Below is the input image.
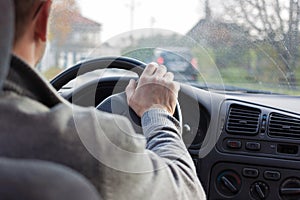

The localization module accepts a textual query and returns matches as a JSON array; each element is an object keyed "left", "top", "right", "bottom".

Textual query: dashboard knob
[
  {"left": 250, "top": 181, "right": 269, "bottom": 200},
  {"left": 216, "top": 170, "right": 241, "bottom": 197},
  {"left": 280, "top": 178, "right": 300, "bottom": 200},
  {"left": 183, "top": 124, "right": 191, "bottom": 134}
]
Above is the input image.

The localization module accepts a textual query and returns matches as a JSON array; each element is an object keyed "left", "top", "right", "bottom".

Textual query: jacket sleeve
[
  {"left": 80, "top": 108, "right": 206, "bottom": 200},
  {"left": 142, "top": 109, "right": 206, "bottom": 200}
]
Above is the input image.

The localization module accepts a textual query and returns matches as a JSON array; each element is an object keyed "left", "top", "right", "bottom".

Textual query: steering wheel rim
[
  {"left": 51, "top": 56, "right": 182, "bottom": 134},
  {"left": 50, "top": 57, "right": 146, "bottom": 91}
]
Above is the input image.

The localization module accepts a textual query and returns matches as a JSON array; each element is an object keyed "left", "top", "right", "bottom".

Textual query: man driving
[{"left": 0, "top": 0, "right": 206, "bottom": 199}]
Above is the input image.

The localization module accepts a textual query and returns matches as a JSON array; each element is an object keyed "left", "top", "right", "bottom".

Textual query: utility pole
[
  {"left": 126, "top": 0, "right": 140, "bottom": 45},
  {"left": 129, "top": 0, "right": 135, "bottom": 32},
  {"left": 150, "top": 17, "right": 156, "bottom": 37}
]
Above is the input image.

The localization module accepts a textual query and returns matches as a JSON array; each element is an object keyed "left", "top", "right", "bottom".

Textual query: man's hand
[{"left": 125, "top": 63, "right": 180, "bottom": 117}]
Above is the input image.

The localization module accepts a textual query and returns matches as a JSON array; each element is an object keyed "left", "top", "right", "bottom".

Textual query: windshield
[{"left": 41, "top": 0, "right": 300, "bottom": 96}]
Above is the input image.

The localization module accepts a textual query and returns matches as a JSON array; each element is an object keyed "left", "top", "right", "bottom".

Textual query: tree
[
  {"left": 49, "top": 0, "right": 80, "bottom": 41},
  {"left": 49, "top": 0, "right": 81, "bottom": 66},
  {"left": 223, "top": 0, "right": 299, "bottom": 88}
]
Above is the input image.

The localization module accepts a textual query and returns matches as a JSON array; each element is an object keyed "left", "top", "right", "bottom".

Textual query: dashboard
[
  {"left": 59, "top": 72, "right": 300, "bottom": 200},
  {"left": 182, "top": 85, "right": 300, "bottom": 200}
]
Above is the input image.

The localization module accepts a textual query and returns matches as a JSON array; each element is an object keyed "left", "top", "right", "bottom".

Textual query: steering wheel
[{"left": 50, "top": 56, "right": 182, "bottom": 134}]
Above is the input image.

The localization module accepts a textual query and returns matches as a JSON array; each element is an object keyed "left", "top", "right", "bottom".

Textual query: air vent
[
  {"left": 269, "top": 113, "right": 300, "bottom": 139},
  {"left": 226, "top": 104, "right": 261, "bottom": 135}
]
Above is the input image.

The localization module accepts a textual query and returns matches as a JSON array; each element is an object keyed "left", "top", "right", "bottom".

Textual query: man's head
[{"left": 13, "top": 0, "right": 52, "bottom": 67}]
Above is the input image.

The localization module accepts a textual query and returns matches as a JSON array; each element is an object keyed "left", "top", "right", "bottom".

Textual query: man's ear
[{"left": 35, "top": 0, "right": 51, "bottom": 42}]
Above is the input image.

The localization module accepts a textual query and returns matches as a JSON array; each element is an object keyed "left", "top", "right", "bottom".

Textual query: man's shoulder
[
  {"left": 0, "top": 91, "right": 50, "bottom": 114},
  {"left": 0, "top": 90, "right": 145, "bottom": 152},
  {"left": 0, "top": 90, "right": 130, "bottom": 124}
]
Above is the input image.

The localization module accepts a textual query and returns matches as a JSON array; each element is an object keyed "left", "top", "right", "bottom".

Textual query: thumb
[{"left": 125, "top": 79, "right": 137, "bottom": 103}]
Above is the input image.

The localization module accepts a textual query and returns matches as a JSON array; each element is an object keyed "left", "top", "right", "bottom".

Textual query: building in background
[
  {"left": 41, "top": 12, "right": 102, "bottom": 71},
  {"left": 53, "top": 12, "right": 102, "bottom": 68}
]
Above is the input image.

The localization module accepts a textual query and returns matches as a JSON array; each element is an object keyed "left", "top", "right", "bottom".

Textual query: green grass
[{"left": 196, "top": 66, "right": 300, "bottom": 95}]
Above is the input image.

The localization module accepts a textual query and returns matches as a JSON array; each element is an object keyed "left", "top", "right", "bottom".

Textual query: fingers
[
  {"left": 163, "top": 72, "right": 174, "bottom": 81},
  {"left": 141, "top": 63, "right": 168, "bottom": 77},
  {"left": 141, "top": 63, "right": 158, "bottom": 77},
  {"left": 126, "top": 64, "right": 179, "bottom": 116},
  {"left": 139, "top": 62, "right": 177, "bottom": 91},
  {"left": 154, "top": 64, "right": 167, "bottom": 78},
  {"left": 125, "top": 79, "right": 137, "bottom": 104}
]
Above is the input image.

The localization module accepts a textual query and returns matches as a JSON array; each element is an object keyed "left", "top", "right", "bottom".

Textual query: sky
[{"left": 78, "top": 0, "right": 204, "bottom": 42}]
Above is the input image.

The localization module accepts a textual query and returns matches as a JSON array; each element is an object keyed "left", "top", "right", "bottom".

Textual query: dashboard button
[
  {"left": 264, "top": 170, "right": 281, "bottom": 181},
  {"left": 227, "top": 140, "right": 242, "bottom": 149},
  {"left": 246, "top": 142, "right": 261, "bottom": 151},
  {"left": 243, "top": 168, "right": 259, "bottom": 178}
]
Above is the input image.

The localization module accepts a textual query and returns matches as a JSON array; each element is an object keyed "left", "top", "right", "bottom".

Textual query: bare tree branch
[
  {"left": 240, "top": 0, "right": 264, "bottom": 33},
  {"left": 260, "top": 0, "right": 275, "bottom": 33},
  {"left": 222, "top": 0, "right": 300, "bottom": 87},
  {"left": 275, "top": 0, "right": 284, "bottom": 33},
  {"left": 255, "top": 0, "right": 270, "bottom": 32}
]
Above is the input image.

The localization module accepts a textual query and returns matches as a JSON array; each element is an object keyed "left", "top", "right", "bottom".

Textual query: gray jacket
[{"left": 0, "top": 55, "right": 206, "bottom": 200}]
